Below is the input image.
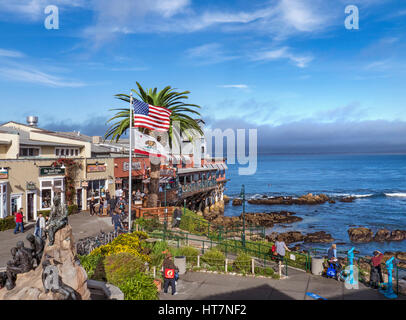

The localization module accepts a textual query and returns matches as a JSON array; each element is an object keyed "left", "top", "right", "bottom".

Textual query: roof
[
  {"left": 19, "top": 139, "right": 79, "bottom": 148},
  {"left": 177, "top": 167, "right": 217, "bottom": 175}
]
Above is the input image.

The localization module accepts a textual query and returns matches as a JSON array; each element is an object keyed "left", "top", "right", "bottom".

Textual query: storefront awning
[{"left": 142, "top": 176, "right": 174, "bottom": 184}]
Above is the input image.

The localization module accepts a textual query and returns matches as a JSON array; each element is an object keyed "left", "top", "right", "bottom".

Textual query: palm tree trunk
[{"left": 147, "top": 157, "right": 160, "bottom": 207}]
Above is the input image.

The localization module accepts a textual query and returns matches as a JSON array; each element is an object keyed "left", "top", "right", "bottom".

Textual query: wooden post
[
  {"left": 252, "top": 258, "right": 255, "bottom": 275},
  {"left": 153, "top": 266, "right": 156, "bottom": 278},
  {"left": 225, "top": 258, "right": 228, "bottom": 273},
  {"left": 278, "top": 261, "right": 282, "bottom": 278},
  {"left": 197, "top": 255, "right": 200, "bottom": 267}
]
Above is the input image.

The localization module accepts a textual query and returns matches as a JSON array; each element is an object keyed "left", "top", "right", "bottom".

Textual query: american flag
[{"left": 132, "top": 98, "right": 172, "bottom": 132}]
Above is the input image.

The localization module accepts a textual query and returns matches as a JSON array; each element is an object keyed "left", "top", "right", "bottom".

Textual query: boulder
[
  {"left": 248, "top": 193, "right": 330, "bottom": 205},
  {"left": 232, "top": 198, "right": 243, "bottom": 206},
  {"left": 0, "top": 225, "right": 90, "bottom": 300},
  {"left": 348, "top": 227, "right": 373, "bottom": 243},
  {"left": 266, "top": 231, "right": 304, "bottom": 244},
  {"left": 303, "top": 231, "right": 334, "bottom": 243},
  {"left": 389, "top": 230, "right": 406, "bottom": 241},
  {"left": 223, "top": 195, "right": 230, "bottom": 204},
  {"left": 373, "top": 229, "right": 391, "bottom": 242},
  {"left": 329, "top": 200, "right": 336, "bottom": 204}
]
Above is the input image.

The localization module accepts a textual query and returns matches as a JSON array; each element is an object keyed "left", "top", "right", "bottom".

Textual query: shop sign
[
  {"left": 87, "top": 164, "right": 106, "bottom": 173},
  {"left": 123, "top": 162, "right": 142, "bottom": 171},
  {"left": 81, "top": 181, "right": 89, "bottom": 187},
  {"left": 26, "top": 181, "right": 37, "bottom": 190},
  {"left": 0, "top": 169, "right": 8, "bottom": 179},
  {"left": 40, "top": 166, "right": 65, "bottom": 176}
]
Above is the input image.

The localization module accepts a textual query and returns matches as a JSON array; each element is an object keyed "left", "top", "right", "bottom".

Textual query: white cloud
[
  {"left": 185, "top": 43, "right": 239, "bottom": 65},
  {"left": 252, "top": 47, "right": 313, "bottom": 68},
  {"left": 0, "top": 66, "right": 86, "bottom": 87},
  {"left": 218, "top": 84, "right": 249, "bottom": 89},
  {"left": 0, "top": 48, "right": 24, "bottom": 58}
]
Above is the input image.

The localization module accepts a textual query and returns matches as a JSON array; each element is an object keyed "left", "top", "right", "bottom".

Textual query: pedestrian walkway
[
  {"left": 159, "top": 270, "right": 406, "bottom": 300},
  {"left": 0, "top": 211, "right": 114, "bottom": 268}
]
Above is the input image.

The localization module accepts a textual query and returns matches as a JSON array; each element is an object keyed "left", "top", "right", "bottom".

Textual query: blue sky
[{"left": 0, "top": 0, "right": 406, "bottom": 152}]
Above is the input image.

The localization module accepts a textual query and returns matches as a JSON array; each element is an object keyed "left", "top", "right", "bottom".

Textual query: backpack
[{"left": 326, "top": 264, "right": 337, "bottom": 278}]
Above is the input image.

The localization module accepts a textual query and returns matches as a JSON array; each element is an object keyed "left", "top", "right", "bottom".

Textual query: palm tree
[{"left": 105, "top": 82, "right": 203, "bottom": 207}]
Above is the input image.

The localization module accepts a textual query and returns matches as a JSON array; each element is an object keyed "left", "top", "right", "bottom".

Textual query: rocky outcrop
[
  {"left": 303, "top": 231, "right": 334, "bottom": 243},
  {"left": 348, "top": 227, "right": 374, "bottom": 243},
  {"left": 266, "top": 231, "right": 304, "bottom": 244},
  {"left": 339, "top": 196, "right": 355, "bottom": 203},
  {"left": 232, "top": 198, "right": 243, "bottom": 206},
  {"left": 0, "top": 225, "right": 91, "bottom": 300},
  {"left": 248, "top": 193, "right": 330, "bottom": 205},
  {"left": 266, "top": 230, "right": 334, "bottom": 244},
  {"left": 223, "top": 195, "right": 230, "bottom": 204},
  {"left": 349, "top": 228, "right": 406, "bottom": 243}
]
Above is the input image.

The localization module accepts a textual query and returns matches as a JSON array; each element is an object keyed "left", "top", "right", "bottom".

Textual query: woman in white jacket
[{"left": 34, "top": 213, "right": 46, "bottom": 238}]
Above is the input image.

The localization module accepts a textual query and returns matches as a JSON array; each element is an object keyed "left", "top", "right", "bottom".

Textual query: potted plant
[{"left": 153, "top": 278, "right": 162, "bottom": 292}]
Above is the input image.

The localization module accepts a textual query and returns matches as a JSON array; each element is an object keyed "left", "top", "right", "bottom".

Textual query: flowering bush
[{"left": 89, "top": 231, "right": 151, "bottom": 262}]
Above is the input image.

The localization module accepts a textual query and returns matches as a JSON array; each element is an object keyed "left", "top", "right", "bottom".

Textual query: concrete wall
[{"left": 0, "top": 133, "right": 19, "bottom": 160}]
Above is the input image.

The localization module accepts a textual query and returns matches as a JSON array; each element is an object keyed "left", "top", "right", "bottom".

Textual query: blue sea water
[{"left": 224, "top": 154, "right": 406, "bottom": 256}]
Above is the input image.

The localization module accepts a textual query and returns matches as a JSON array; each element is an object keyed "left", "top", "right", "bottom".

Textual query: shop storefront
[
  {"left": 114, "top": 157, "right": 148, "bottom": 194},
  {"left": 0, "top": 180, "right": 7, "bottom": 219},
  {"left": 38, "top": 166, "right": 66, "bottom": 211}
]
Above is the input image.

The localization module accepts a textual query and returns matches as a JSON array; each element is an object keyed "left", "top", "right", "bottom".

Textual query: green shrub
[
  {"left": 233, "top": 253, "right": 252, "bottom": 274},
  {"left": 254, "top": 266, "right": 275, "bottom": 277},
  {"left": 177, "top": 246, "right": 199, "bottom": 265},
  {"left": 78, "top": 254, "right": 104, "bottom": 279},
  {"left": 147, "top": 240, "right": 169, "bottom": 267},
  {"left": 68, "top": 204, "right": 79, "bottom": 215},
  {"left": 37, "top": 210, "right": 51, "bottom": 217},
  {"left": 201, "top": 248, "right": 225, "bottom": 270},
  {"left": 118, "top": 271, "right": 158, "bottom": 300},
  {"left": 136, "top": 217, "right": 162, "bottom": 232},
  {"left": 0, "top": 216, "right": 15, "bottom": 231},
  {"left": 104, "top": 253, "right": 147, "bottom": 285},
  {"left": 179, "top": 209, "right": 209, "bottom": 235}
]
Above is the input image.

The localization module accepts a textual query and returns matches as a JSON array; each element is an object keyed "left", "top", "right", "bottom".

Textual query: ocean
[{"left": 224, "top": 154, "right": 406, "bottom": 256}]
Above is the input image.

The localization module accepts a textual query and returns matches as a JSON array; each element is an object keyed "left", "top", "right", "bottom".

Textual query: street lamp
[{"left": 239, "top": 184, "right": 246, "bottom": 247}]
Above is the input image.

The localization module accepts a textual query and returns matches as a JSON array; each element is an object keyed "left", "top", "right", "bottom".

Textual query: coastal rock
[
  {"left": 0, "top": 225, "right": 90, "bottom": 300},
  {"left": 248, "top": 193, "right": 330, "bottom": 205},
  {"left": 303, "top": 231, "right": 334, "bottom": 243},
  {"left": 244, "top": 211, "right": 302, "bottom": 227},
  {"left": 265, "top": 231, "right": 304, "bottom": 244},
  {"left": 373, "top": 229, "right": 391, "bottom": 242},
  {"left": 339, "top": 196, "right": 355, "bottom": 203},
  {"left": 223, "top": 195, "right": 230, "bottom": 204},
  {"left": 389, "top": 230, "right": 406, "bottom": 241},
  {"left": 348, "top": 227, "right": 373, "bottom": 243},
  {"left": 396, "top": 252, "right": 406, "bottom": 261},
  {"left": 232, "top": 198, "right": 242, "bottom": 206},
  {"left": 329, "top": 200, "right": 336, "bottom": 204}
]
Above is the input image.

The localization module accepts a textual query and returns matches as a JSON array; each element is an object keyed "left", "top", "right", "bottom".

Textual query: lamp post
[
  {"left": 164, "top": 183, "right": 171, "bottom": 239},
  {"left": 240, "top": 184, "right": 246, "bottom": 247}
]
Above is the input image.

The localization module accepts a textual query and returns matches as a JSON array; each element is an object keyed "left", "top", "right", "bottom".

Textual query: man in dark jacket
[
  {"left": 111, "top": 212, "right": 123, "bottom": 233},
  {"left": 109, "top": 196, "right": 117, "bottom": 216},
  {"left": 171, "top": 207, "right": 182, "bottom": 228},
  {"left": 162, "top": 252, "right": 178, "bottom": 295}
]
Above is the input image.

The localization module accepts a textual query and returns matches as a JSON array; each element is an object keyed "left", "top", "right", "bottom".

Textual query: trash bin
[
  {"left": 311, "top": 256, "right": 324, "bottom": 276},
  {"left": 174, "top": 256, "right": 186, "bottom": 275}
]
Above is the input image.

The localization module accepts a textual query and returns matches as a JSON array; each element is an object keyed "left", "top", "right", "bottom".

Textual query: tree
[{"left": 105, "top": 82, "right": 203, "bottom": 207}]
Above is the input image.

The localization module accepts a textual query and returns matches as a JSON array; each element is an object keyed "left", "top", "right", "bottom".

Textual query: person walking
[
  {"left": 13, "top": 208, "right": 24, "bottom": 234},
  {"left": 34, "top": 213, "right": 46, "bottom": 238},
  {"left": 98, "top": 197, "right": 104, "bottom": 216},
  {"left": 275, "top": 236, "right": 290, "bottom": 277},
  {"left": 162, "top": 252, "right": 179, "bottom": 295},
  {"left": 370, "top": 250, "right": 384, "bottom": 288},
  {"left": 327, "top": 244, "right": 342, "bottom": 279},
  {"left": 102, "top": 197, "right": 108, "bottom": 216},
  {"left": 89, "top": 197, "right": 96, "bottom": 216},
  {"left": 111, "top": 212, "right": 123, "bottom": 233},
  {"left": 109, "top": 196, "right": 116, "bottom": 216}
]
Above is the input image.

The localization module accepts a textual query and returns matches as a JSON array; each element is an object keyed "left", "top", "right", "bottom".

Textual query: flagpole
[{"left": 128, "top": 92, "right": 133, "bottom": 233}]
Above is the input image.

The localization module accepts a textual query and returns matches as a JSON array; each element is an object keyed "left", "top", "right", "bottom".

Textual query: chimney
[
  {"left": 92, "top": 136, "right": 102, "bottom": 144},
  {"left": 26, "top": 116, "right": 38, "bottom": 127}
]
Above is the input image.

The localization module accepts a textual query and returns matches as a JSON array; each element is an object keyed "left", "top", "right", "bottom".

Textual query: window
[
  {"left": 0, "top": 183, "right": 7, "bottom": 218},
  {"left": 41, "top": 190, "right": 52, "bottom": 209},
  {"left": 40, "top": 179, "right": 65, "bottom": 210},
  {"left": 87, "top": 180, "right": 106, "bottom": 201},
  {"left": 19, "top": 147, "right": 40, "bottom": 157},
  {"left": 55, "top": 148, "right": 79, "bottom": 157}
]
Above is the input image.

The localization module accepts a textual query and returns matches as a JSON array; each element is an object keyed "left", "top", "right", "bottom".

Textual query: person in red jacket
[{"left": 13, "top": 208, "right": 24, "bottom": 234}]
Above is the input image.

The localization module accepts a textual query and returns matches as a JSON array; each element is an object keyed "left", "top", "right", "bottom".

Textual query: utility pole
[{"left": 240, "top": 184, "right": 246, "bottom": 247}]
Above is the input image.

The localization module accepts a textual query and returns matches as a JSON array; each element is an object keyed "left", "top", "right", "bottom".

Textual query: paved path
[
  {"left": 160, "top": 270, "right": 406, "bottom": 300},
  {"left": 0, "top": 211, "right": 114, "bottom": 268}
]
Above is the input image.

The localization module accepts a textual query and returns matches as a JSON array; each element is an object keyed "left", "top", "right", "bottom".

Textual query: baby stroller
[{"left": 326, "top": 261, "right": 343, "bottom": 281}]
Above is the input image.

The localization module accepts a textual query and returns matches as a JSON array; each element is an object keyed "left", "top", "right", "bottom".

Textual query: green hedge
[
  {"left": 179, "top": 209, "right": 209, "bottom": 235},
  {"left": 68, "top": 204, "right": 79, "bottom": 215},
  {"left": 0, "top": 216, "right": 15, "bottom": 231}
]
